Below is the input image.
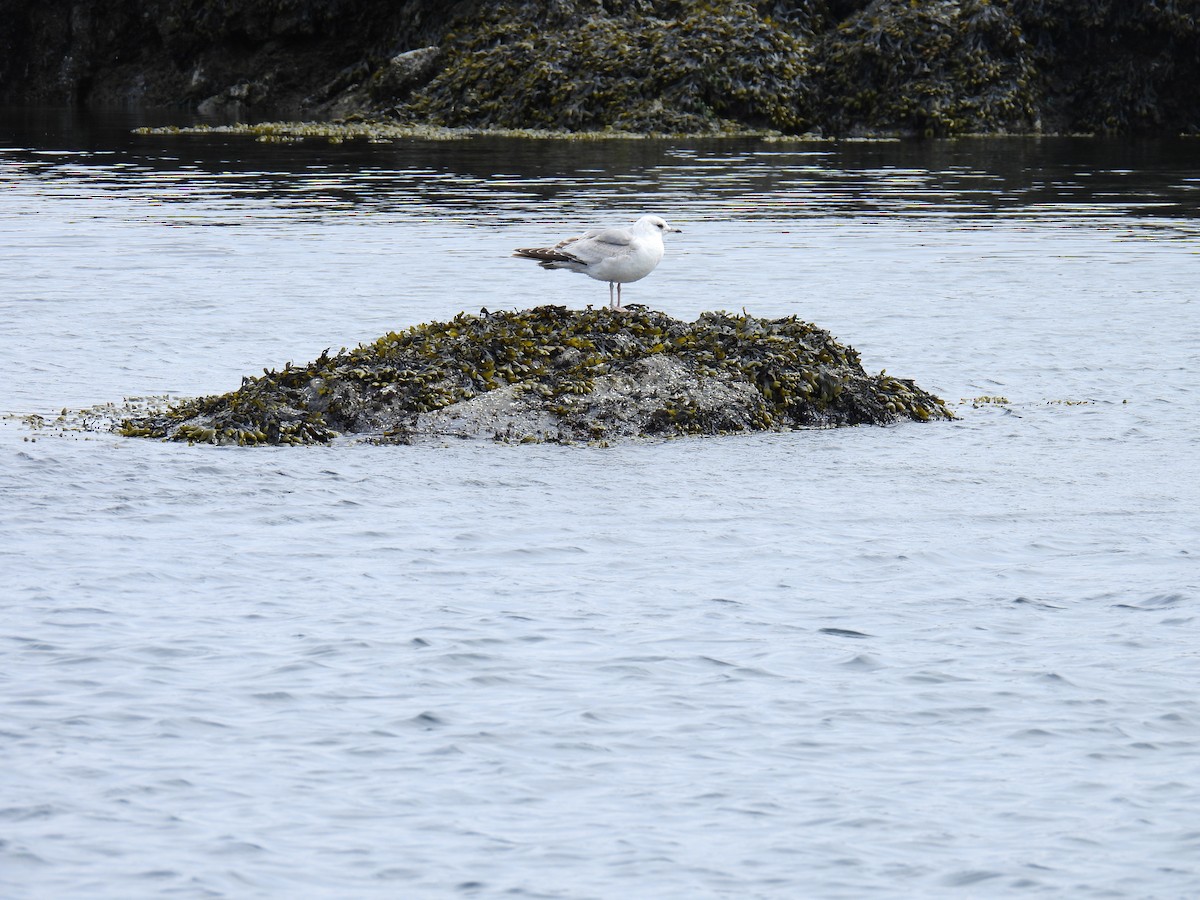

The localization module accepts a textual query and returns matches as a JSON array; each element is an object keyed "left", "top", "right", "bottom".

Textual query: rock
[
  {"left": 197, "top": 79, "right": 271, "bottom": 115},
  {"left": 301, "top": 50, "right": 441, "bottom": 119},
  {"left": 810, "top": 0, "right": 1039, "bottom": 137},
  {"left": 370, "top": 46, "right": 441, "bottom": 102},
  {"left": 118, "top": 306, "right": 953, "bottom": 447},
  {"left": 399, "top": 4, "right": 809, "bottom": 133},
  {"left": 411, "top": 382, "right": 565, "bottom": 443},
  {"left": 2, "top": 0, "right": 1198, "bottom": 134},
  {"left": 303, "top": 59, "right": 372, "bottom": 108}
]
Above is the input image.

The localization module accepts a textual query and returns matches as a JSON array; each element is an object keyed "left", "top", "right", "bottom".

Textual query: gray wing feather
[
  {"left": 515, "top": 223, "right": 634, "bottom": 271},
  {"left": 550, "top": 227, "right": 633, "bottom": 267},
  {"left": 557, "top": 227, "right": 632, "bottom": 250},
  {"left": 584, "top": 227, "right": 634, "bottom": 247}
]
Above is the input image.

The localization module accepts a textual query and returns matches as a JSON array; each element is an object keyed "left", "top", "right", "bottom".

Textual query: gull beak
[{"left": 670, "top": 226, "right": 682, "bottom": 233}]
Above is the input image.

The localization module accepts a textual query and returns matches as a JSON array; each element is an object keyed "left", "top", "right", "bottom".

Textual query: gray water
[{"left": 2, "top": 108, "right": 1199, "bottom": 898}]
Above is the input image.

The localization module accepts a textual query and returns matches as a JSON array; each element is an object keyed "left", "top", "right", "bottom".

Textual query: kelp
[{"left": 118, "top": 305, "right": 952, "bottom": 446}]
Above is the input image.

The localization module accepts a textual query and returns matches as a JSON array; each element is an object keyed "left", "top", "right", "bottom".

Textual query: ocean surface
[{"left": 2, "top": 108, "right": 1199, "bottom": 898}]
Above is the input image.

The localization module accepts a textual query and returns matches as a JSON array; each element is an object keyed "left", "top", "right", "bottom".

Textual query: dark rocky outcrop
[
  {"left": 0, "top": 0, "right": 475, "bottom": 118},
  {"left": 811, "top": 0, "right": 1041, "bottom": 136},
  {"left": 118, "top": 306, "right": 952, "bottom": 446},
  {"left": 4, "top": 0, "right": 1193, "bottom": 135},
  {"left": 401, "top": 1, "right": 811, "bottom": 134}
]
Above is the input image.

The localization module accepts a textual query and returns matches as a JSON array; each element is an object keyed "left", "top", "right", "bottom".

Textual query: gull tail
[{"left": 513, "top": 247, "right": 587, "bottom": 269}]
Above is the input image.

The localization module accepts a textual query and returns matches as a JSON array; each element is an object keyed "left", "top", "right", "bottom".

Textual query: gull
[{"left": 513, "top": 215, "right": 682, "bottom": 310}]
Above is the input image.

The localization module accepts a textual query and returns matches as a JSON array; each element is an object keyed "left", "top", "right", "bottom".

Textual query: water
[{"left": 2, "top": 107, "right": 1199, "bottom": 898}]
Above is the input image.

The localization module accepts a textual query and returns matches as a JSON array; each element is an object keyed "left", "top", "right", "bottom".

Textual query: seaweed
[
  {"left": 811, "top": 0, "right": 1040, "bottom": 137},
  {"left": 118, "top": 305, "right": 952, "bottom": 446},
  {"left": 399, "top": 0, "right": 814, "bottom": 134},
  {"left": 7, "top": 0, "right": 1199, "bottom": 135}
]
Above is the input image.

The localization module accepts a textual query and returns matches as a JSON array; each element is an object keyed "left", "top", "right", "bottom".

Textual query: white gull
[{"left": 513, "top": 215, "right": 682, "bottom": 309}]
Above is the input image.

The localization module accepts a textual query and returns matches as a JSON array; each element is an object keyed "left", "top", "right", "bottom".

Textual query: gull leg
[
  {"left": 616, "top": 283, "right": 623, "bottom": 310},
  {"left": 608, "top": 282, "right": 615, "bottom": 309}
]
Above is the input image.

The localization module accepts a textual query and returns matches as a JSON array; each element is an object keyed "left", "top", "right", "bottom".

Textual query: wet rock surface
[{"left": 118, "top": 306, "right": 952, "bottom": 446}]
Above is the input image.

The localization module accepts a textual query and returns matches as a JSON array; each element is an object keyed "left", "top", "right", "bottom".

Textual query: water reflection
[{"left": 3, "top": 107, "right": 1199, "bottom": 229}]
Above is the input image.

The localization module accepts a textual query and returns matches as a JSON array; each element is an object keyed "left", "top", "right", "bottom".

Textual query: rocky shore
[
  {"left": 2, "top": 0, "right": 1197, "bottom": 136},
  {"left": 117, "top": 306, "right": 952, "bottom": 446}
]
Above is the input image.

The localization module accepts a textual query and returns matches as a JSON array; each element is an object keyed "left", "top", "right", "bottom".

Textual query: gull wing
[
  {"left": 555, "top": 226, "right": 634, "bottom": 265},
  {"left": 558, "top": 226, "right": 632, "bottom": 248},
  {"left": 512, "top": 246, "right": 585, "bottom": 265},
  {"left": 589, "top": 226, "right": 634, "bottom": 246}
]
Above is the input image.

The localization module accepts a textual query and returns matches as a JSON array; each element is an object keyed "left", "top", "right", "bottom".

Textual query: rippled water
[{"left": 2, "top": 108, "right": 1199, "bottom": 898}]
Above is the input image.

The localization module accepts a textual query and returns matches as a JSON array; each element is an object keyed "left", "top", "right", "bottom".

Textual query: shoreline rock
[
  {"left": 118, "top": 306, "right": 953, "bottom": 446},
  {"left": 2, "top": 0, "right": 1196, "bottom": 137}
]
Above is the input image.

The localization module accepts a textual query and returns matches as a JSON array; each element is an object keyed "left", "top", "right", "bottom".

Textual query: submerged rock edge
[{"left": 117, "top": 306, "right": 953, "bottom": 447}]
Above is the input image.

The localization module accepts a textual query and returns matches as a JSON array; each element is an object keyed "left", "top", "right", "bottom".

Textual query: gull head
[{"left": 636, "top": 215, "right": 682, "bottom": 236}]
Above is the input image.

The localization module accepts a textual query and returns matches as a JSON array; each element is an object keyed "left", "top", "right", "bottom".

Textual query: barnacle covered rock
[{"left": 118, "top": 306, "right": 952, "bottom": 446}]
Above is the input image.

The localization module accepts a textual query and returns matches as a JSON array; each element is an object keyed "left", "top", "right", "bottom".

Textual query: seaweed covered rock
[
  {"left": 118, "top": 306, "right": 951, "bottom": 446},
  {"left": 812, "top": 0, "right": 1039, "bottom": 136},
  {"left": 1021, "top": 0, "right": 1200, "bottom": 134},
  {"left": 5, "top": 0, "right": 1199, "bottom": 135},
  {"left": 399, "top": 0, "right": 812, "bottom": 133}
]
